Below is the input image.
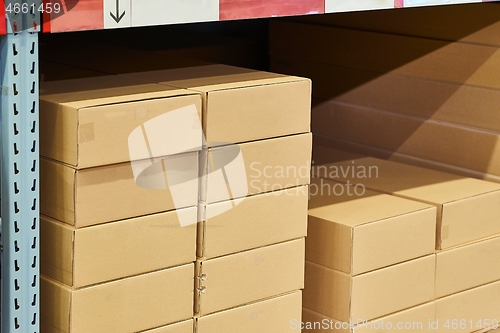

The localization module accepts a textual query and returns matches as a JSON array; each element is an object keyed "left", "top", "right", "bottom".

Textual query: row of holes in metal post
[{"left": 10, "top": 38, "right": 38, "bottom": 330}]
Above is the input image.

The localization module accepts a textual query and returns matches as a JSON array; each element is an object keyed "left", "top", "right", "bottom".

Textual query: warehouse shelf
[
  {"left": 0, "top": 0, "right": 497, "bottom": 331},
  {"left": 0, "top": 0, "right": 492, "bottom": 33}
]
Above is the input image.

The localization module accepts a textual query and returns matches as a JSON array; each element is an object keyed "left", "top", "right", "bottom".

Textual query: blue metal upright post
[{"left": 0, "top": 0, "right": 40, "bottom": 331}]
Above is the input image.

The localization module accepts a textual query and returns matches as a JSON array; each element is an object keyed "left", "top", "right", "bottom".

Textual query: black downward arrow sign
[{"left": 110, "top": 0, "right": 126, "bottom": 23}]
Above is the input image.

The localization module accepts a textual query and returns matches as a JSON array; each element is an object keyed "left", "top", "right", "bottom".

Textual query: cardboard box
[
  {"left": 40, "top": 156, "right": 198, "bottom": 227},
  {"left": 269, "top": 20, "right": 500, "bottom": 89},
  {"left": 40, "top": 264, "right": 194, "bottom": 333},
  {"left": 204, "top": 132, "right": 312, "bottom": 202},
  {"left": 40, "top": 209, "right": 197, "bottom": 288},
  {"left": 271, "top": 57, "right": 500, "bottom": 133},
  {"left": 303, "top": 255, "right": 435, "bottom": 323},
  {"left": 302, "top": 302, "right": 436, "bottom": 333},
  {"left": 196, "top": 291, "right": 302, "bottom": 333},
  {"left": 123, "top": 64, "right": 311, "bottom": 145},
  {"left": 307, "top": 177, "right": 436, "bottom": 275},
  {"left": 312, "top": 135, "right": 500, "bottom": 184},
  {"left": 436, "top": 235, "right": 500, "bottom": 298},
  {"left": 291, "top": 3, "right": 500, "bottom": 46},
  {"left": 40, "top": 75, "right": 202, "bottom": 169},
  {"left": 311, "top": 101, "right": 500, "bottom": 177},
  {"left": 435, "top": 280, "right": 500, "bottom": 333},
  {"left": 145, "top": 320, "right": 193, "bottom": 333},
  {"left": 195, "top": 238, "right": 305, "bottom": 316},
  {"left": 199, "top": 185, "right": 308, "bottom": 259},
  {"left": 313, "top": 146, "right": 500, "bottom": 249}
]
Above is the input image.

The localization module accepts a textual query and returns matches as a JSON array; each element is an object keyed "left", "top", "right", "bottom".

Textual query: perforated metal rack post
[{"left": 0, "top": 0, "right": 40, "bottom": 331}]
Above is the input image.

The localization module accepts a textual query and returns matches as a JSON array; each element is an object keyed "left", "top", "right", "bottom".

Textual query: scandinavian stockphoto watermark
[
  {"left": 248, "top": 160, "right": 379, "bottom": 197},
  {"left": 127, "top": 104, "right": 248, "bottom": 227},
  {"left": 127, "top": 105, "right": 380, "bottom": 226}
]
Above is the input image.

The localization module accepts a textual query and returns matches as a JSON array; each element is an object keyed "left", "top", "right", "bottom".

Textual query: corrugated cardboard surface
[
  {"left": 195, "top": 238, "right": 305, "bottom": 316},
  {"left": 272, "top": 57, "right": 500, "bottom": 133},
  {"left": 123, "top": 64, "right": 311, "bottom": 145},
  {"left": 144, "top": 320, "right": 194, "bottom": 333},
  {"left": 302, "top": 308, "right": 350, "bottom": 333},
  {"left": 308, "top": 178, "right": 436, "bottom": 275},
  {"left": 303, "top": 255, "right": 436, "bottom": 322},
  {"left": 200, "top": 186, "right": 308, "bottom": 259},
  {"left": 313, "top": 146, "right": 500, "bottom": 250},
  {"left": 302, "top": 302, "right": 436, "bottom": 333},
  {"left": 436, "top": 235, "right": 500, "bottom": 298},
  {"left": 435, "top": 280, "right": 500, "bottom": 333},
  {"left": 270, "top": 20, "right": 500, "bottom": 89},
  {"left": 40, "top": 75, "right": 202, "bottom": 168},
  {"left": 207, "top": 133, "right": 312, "bottom": 201},
  {"left": 311, "top": 102, "right": 500, "bottom": 177},
  {"left": 40, "top": 208, "right": 197, "bottom": 287},
  {"left": 313, "top": 135, "right": 500, "bottom": 184},
  {"left": 40, "top": 155, "right": 198, "bottom": 227},
  {"left": 196, "top": 291, "right": 302, "bottom": 333},
  {"left": 40, "top": 264, "right": 194, "bottom": 333}
]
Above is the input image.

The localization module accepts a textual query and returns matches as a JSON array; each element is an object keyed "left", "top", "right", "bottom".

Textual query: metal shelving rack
[
  {"left": 0, "top": 0, "right": 492, "bottom": 331},
  {"left": 1, "top": 1, "right": 41, "bottom": 331}
]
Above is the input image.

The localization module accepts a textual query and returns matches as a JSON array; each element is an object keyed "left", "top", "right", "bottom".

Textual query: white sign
[{"left": 104, "top": 0, "right": 131, "bottom": 29}]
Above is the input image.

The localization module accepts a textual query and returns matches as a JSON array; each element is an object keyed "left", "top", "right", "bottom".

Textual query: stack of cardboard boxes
[
  {"left": 39, "top": 76, "right": 202, "bottom": 332},
  {"left": 121, "top": 64, "right": 313, "bottom": 332},
  {"left": 303, "top": 146, "right": 500, "bottom": 332},
  {"left": 269, "top": 3, "right": 500, "bottom": 183},
  {"left": 304, "top": 177, "right": 437, "bottom": 331},
  {"left": 39, "top": 65, "right": 313, "bottom": 332}
]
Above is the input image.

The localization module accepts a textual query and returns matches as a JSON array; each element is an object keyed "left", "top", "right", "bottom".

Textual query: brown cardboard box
[
  {"left": 40, "top": 156, "right": 198, "bottom": 227},
  {"left": 269, "top": 20, "right": 500, "bottom": 89},
  {"left": 303, "top": 255, "right": 435, "bottom": 323},
  {"left": 307, "top": 177, "right": 436, "bottom": 275},
  {"left": 123, "top": 64, "right": 311, "bottom": 145},
  {"left": 204, "top": 133, "right": 312, "bottom": 203},
  {"left": 271, "top": 58, "right": 500, "bottom": 133},
  {"left": 145, "top": 320, "right": 193, "bottom": 333},
  {"left": 312, "top": 135, "right": 500, "bottom": 184},
  {"left": 199, "top": 186, "right": 308, "bottom": 259},
  {"left": 195, "top": 238, "right": 305, "bottom": 316},
  {"left": 40, "top": 209, "right": 197, "bottom": 288},
  {"left": 289, "top": 3, "right": 500, "bottom": 47},
  {"left": 40, "top": 264, "right": 194, "bottom": 333},
  {"left": 313, "top": 146, "right": 500, "bottom": 250},
  {"left": 196, "top": 291, "right": 302, "bottom": 333},
  {"left": 436, "top": 235, "right": 500, "bottom": 298},
  {"left": 302, "top": 302, "right": 436, "bottom": 333},
  {"left": 311, "top": 102, "right": 500, "bottom": 177},
  {"left": 435, "top": 280, "right": 500, "bottom": 333},
  {"left": 40, "top": 76, "right": 202, "bottom": 169}
]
